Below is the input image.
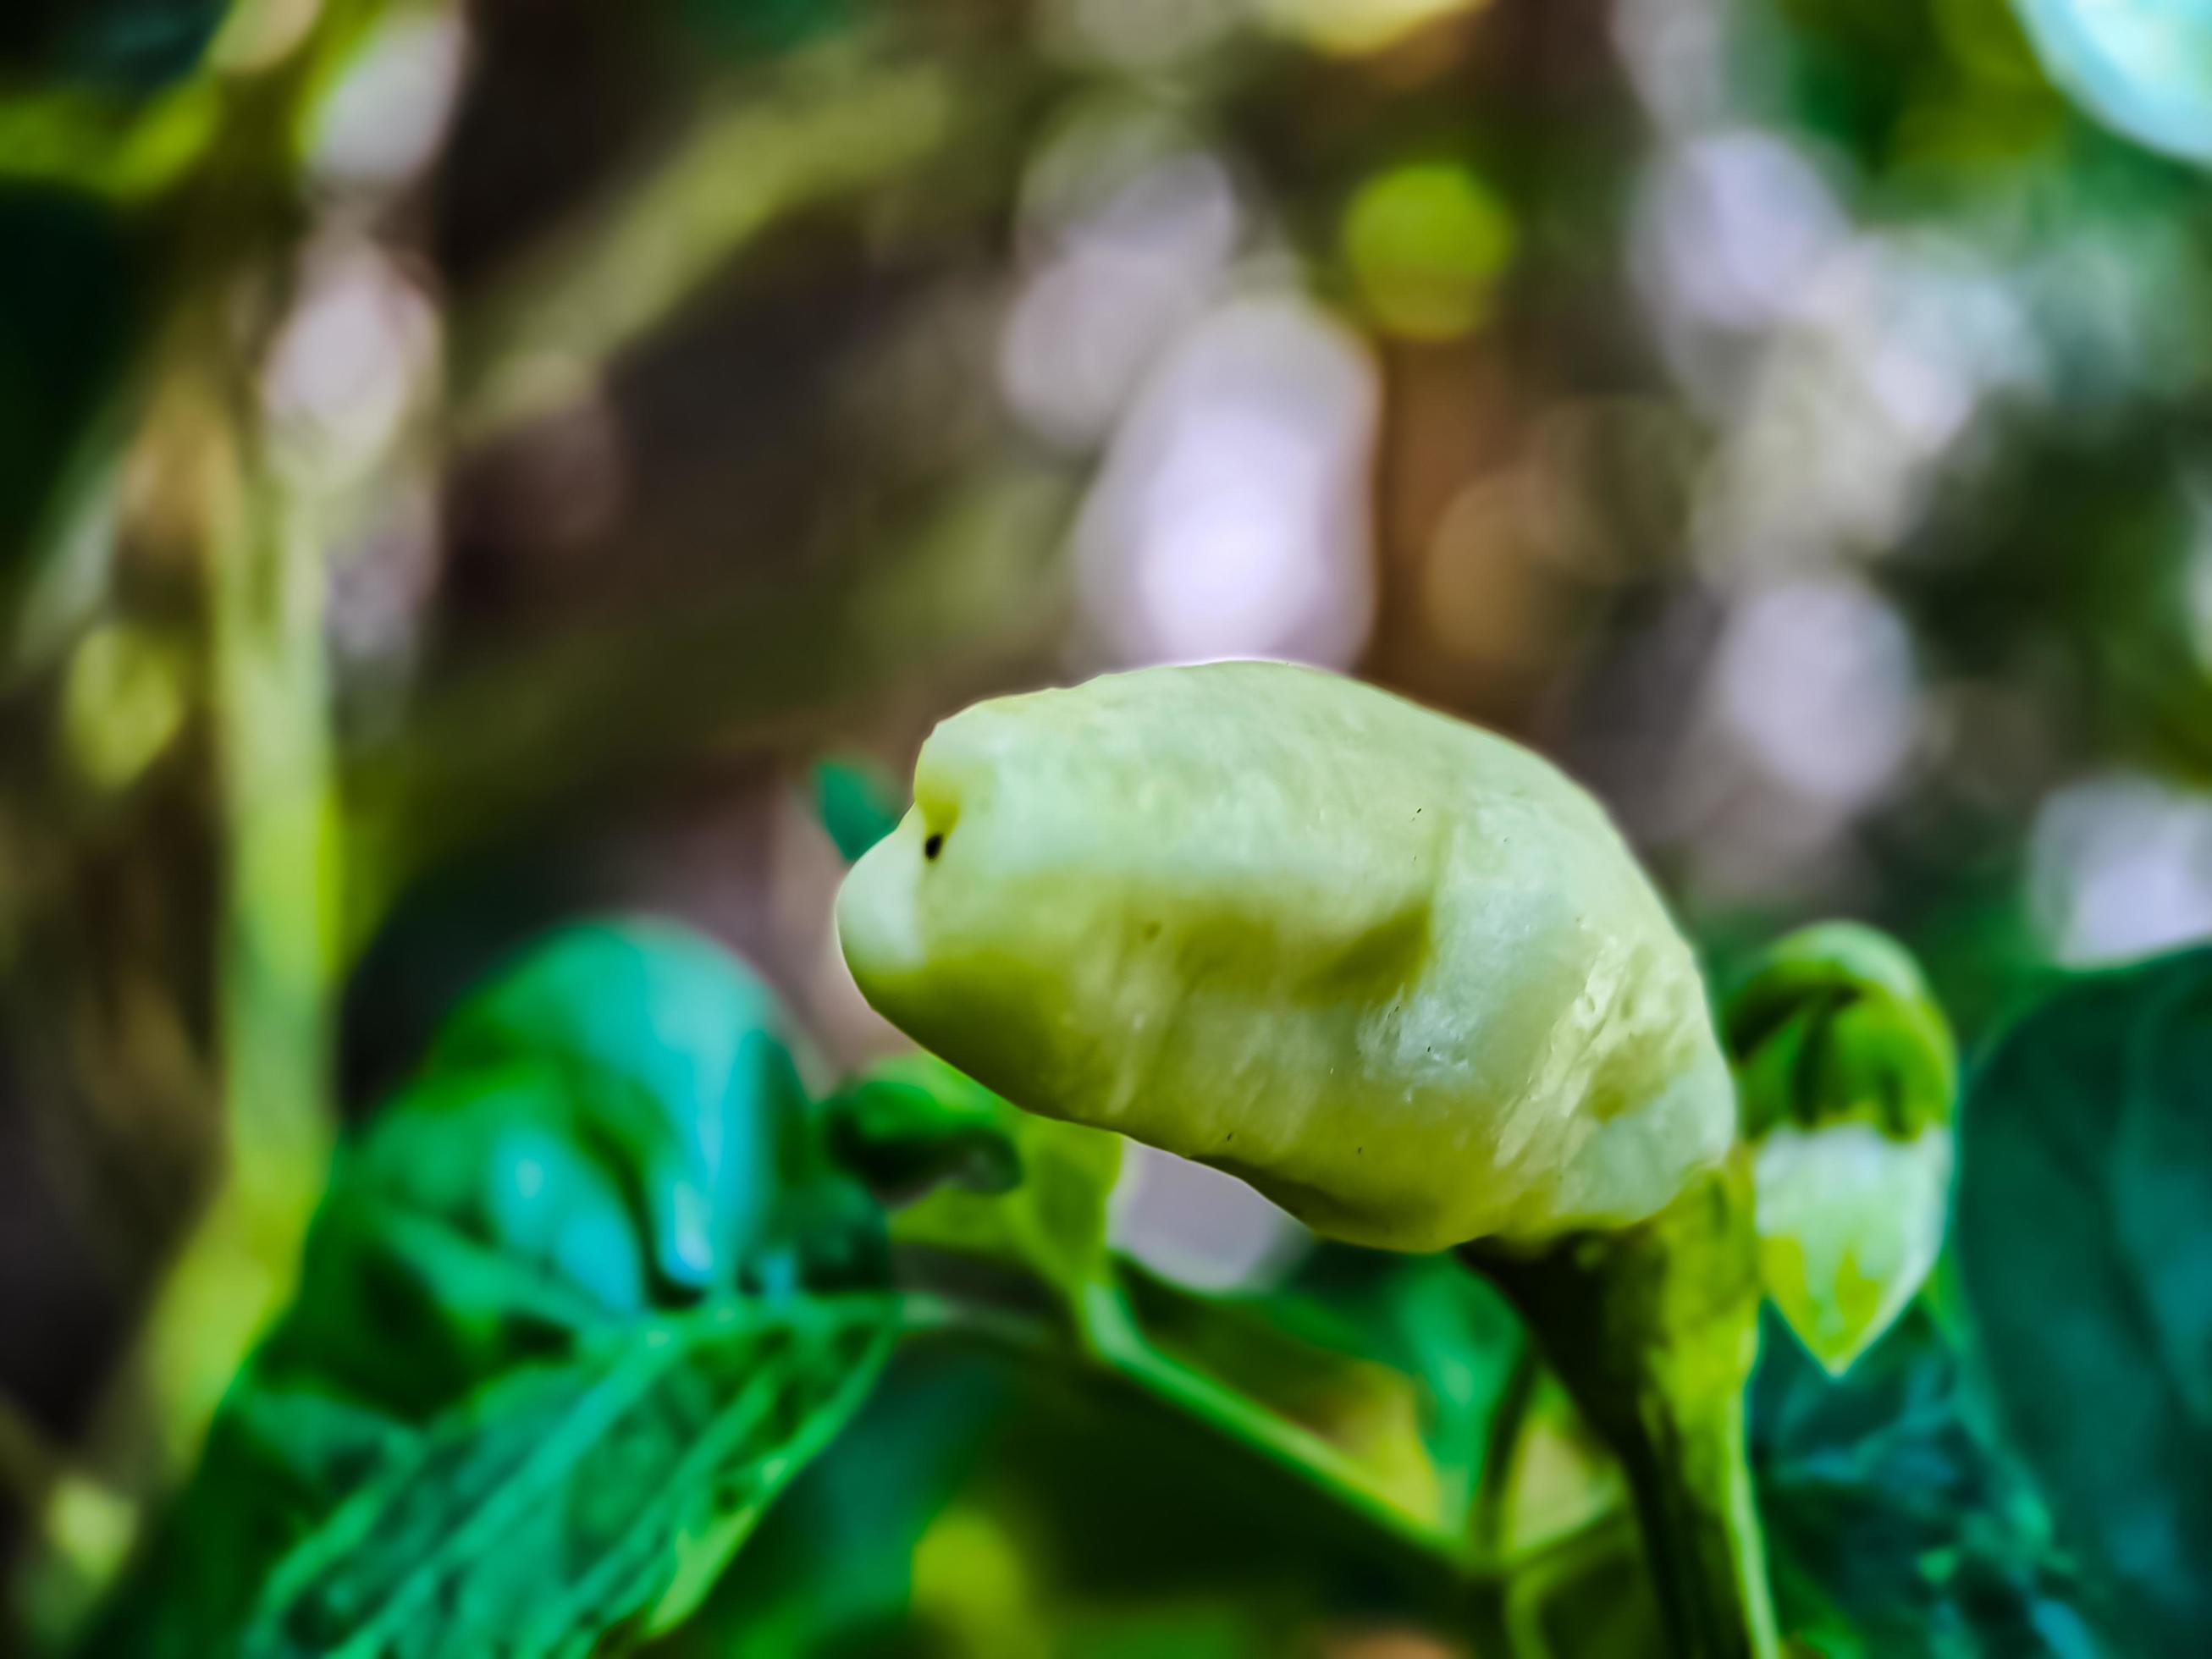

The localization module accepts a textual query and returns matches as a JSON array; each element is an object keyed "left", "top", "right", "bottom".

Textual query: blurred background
[{"left": 1, "top": 0, "right": 2207, "bottom": 1650}]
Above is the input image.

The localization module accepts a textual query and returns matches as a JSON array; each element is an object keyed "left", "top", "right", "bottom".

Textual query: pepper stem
[{"left": 1466, "top": 1156, "right": 1779, "bottom": 1659}]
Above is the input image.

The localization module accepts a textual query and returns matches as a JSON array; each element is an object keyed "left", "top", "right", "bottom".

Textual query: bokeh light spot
[
  {"left": 1073, "top": 294, "right": 1380, "bottom": 669},
  {"left": 1260, "top": 0, "right": 1487, "bottom": 58},
  {"left": 1343, "top": 162, "right": 1514, "bottom": 342},
  {"left": 63, "top": 621, "right": 189, "bottom": 792}
]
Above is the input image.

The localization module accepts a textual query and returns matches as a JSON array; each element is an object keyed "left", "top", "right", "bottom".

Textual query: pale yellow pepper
[{"left": 837, "top": 660, "right": 1734, "bottom": 1251}]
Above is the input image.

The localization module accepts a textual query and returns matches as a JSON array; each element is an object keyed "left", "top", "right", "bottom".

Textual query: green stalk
[
  {"left": 1468, "top": 1158, "right": 1779, "bottom": 1659},
  {"left": 135, "top": 349, "right": 339, "bottom": 1473},
  {"left": 895, "top": 1284, "right": 1476, "bottom": 1568},
  {"left": 122, "top": 2, "right": 390, "bottom": 1469},
  {"left": 1470, "top": 1337, "right": 1539, "bottom": 1564}
]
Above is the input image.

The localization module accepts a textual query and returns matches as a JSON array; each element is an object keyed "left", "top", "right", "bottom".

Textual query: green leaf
[
  {"left": 868, "top": 1062, "right": 1492, "bottom": 1563},
  {"left": 1244, "top": 1245, "right": 1527, "bottom": 1527},
  {"left": 273, "top": 920, "right": 885, "bottom": 1409},
  {"left": 887, "top": 1057, "right": 1123, "bottom": 1304},
  {"left": 74, "top": 1385, "right": 416, "bottom": 1658},
  {"left": 341, "top": 1062, "right": 656, "bottom": 1319},
  {"left": 1724, "top": 923, "right": 1959, "bottom": 1375},
  {"left": 1750, "top": 1309, "right": 2100, "bottom": 1658},
  {"left": 825, "top": 1051, "right": 1022, "bottom": 1202},
  {"left": 422, "top": 918, "right": 839, "bottom": 1294},
  {"left": 86, "top": 921, "right": 893, "bottom": 1653},
  {"left": 255, "top": 1181, "right": 621, "bottom": 1421},
  {"left": 1955, "top": 947, "right": 2212, "bottom": 1652},
  {"left": 809, "top": 755, "right": 905, "bottom": 863},
  {"left": 1, "top": 0, "right": 227, "bottom": 90},
  {"left": 1724, "top": 922, "right": 1957, "bottom": 1142},
  {"left": 1501, "top": 1524, "right": 1657, "bottom": 1659},
  {"left": 854, "top": 1059, "right": 1501, "bottom": 1568},
  {"left": 649, "top": 1351, "right": 1010, "bottom": 1657},
  {"left": 1116, "top": 1262, "right": 1470, "bottom": 1533},
  {"left": 240, "top": 1298, "right": 896, "bottom": 1659},
  {"left": 2114, "top": 970, "right": 2212, "bottom": 1425}
]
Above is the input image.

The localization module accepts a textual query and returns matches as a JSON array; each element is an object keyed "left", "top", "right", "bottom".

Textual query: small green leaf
[
  {"left": 1725, "top": 923, "right": 1959, "bottom": 1373},
  {"left": 1724, "top": 923, "right": 1957, "bottom": 1142},
  {"left": 1753, "top": 1122, "right": 1952, "bottom": 1375},
  {"left": 889, "top": 1061, "right": 1123, "bottom": 1304},
  {"left": 240, "top": 1298, "right": 896, "bottom": 1659},
  {"left": 1094, "top": 1248, "right": 1526, "bottom": 1553},
  {"left": 855, "top": 1061, "right": 1495, "bottom": 1559},
  {"left": 810, "top": 755, "right": 905, "bottom": 863},
  {"left": 824, "top": 1052, "right": 1023, "bottom": 1201},
  {"left": 1955, "top": 947, "right": 2212, "bottom": 1652}
]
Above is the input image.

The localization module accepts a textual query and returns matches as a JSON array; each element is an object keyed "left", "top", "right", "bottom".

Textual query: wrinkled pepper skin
[{"left": 837, "top": 661, "right": 1733, "bottom": 1251}]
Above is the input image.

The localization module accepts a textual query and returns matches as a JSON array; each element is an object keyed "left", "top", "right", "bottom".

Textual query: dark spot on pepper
[{"left": 924, "top": 833, "right": 945, "bottom": 860}]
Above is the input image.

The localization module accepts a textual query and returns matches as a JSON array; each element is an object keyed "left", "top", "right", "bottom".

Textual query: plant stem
[
  {"left": 896, "top": 1281, "right": 1476, "bottom": 1566},
  {"left": 1467, "top": 1159, "right": 1779, "bottom": 1659},
  {"left": 1470, "top": 1336, "right": 1539, "bottom": 1564},
  {"left": 1076, "top": 1282, "right": 1476, "bottom": 1564},
  {"left": 120, "top": 3, "right": 391, "bottom": 1476},
  {"left": 900, "top": 1272, "right": 1707, "bottom": 1653}
]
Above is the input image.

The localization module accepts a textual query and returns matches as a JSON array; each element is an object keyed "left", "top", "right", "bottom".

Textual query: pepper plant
[{"left": 79, "top": 664, "right": 2186, "bottom": 1657}]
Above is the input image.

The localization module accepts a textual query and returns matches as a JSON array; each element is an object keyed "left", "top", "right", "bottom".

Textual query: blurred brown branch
[
  {"left": 340, "top": 464, "right": 1074, "bottom": 958},
  {"left": 446, "top": 37, "right": 989, "bottom": 448}
]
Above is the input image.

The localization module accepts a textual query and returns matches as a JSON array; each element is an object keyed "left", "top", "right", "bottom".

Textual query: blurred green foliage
[
  {"left": 0, "top": 191, "right": 135, "bottom": 576},
  {"left": 0, "top": 0, "right": 224, "bottom": 91},
  {"left": 880, "top": 1057, "right": 1123, "bottom": 1307},
  {"left": 1751, "top": 1309, "right": 2097, "bottom": 1658},
  {"left": 1957, "top": 945, "right": 2212, "bottom": 1655},
  {"left": 237, "top": 1298, "right": 895, "bottom": 1658},
  {"left": 76, "top": 917, "right": 2147, "bottom": 1656},
  {"left": 81, "top": 922, "right": 894, "bottom": 1657},
  {"left": 825, "top": 1052, "right": 1025, "bottom": 1202},
  {"left": 415, "top": 920, "right": 880, "bottom": 1296}
]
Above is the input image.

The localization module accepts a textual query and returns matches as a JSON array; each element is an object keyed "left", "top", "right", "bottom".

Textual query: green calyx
[{"left": 1722, "top": 922, "right": 1958, "bottom": 1144}]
